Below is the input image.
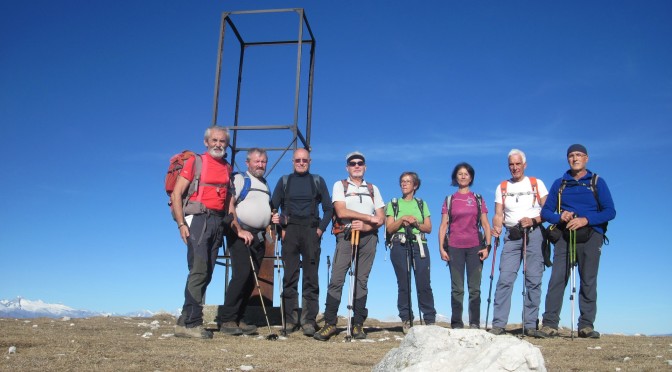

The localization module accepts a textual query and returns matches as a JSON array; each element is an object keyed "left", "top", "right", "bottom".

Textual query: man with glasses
[
  {"left": 271, "top": 148, "right": 333, "bottom": 336},
  {"left": 314, "top": 151, "right": 385, "bottom": 341},
  {"left": 539, "top": 144, "right": 616, "bottom": 339}
]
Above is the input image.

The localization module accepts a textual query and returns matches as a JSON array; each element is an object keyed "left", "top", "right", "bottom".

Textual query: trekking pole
[
  {"left": 272, "top": 209, "right": 287, "bottom": 337},
  {"left": 521, "top": 227, "right": 529, "bottom": 338},
  {"left": 404, "top": 227, "right": 414, "bottom": 328},
  {"left": 326, "top": 255, "right": 331, "bottom": 287},
  {"left": 569, "top": 229, "right": 577, "bottom": 340},
  {"left": 345, "top": 230, "right": 360, "bottom": 342},
  {"left": 247, "top": 246, "right": 278, "bottom": 340},
  {"left": 412, "top": 248, "right": 424, "bottom": 326},
  {"left": 485, "top": 237, "right": 499, "bottom": 331}
]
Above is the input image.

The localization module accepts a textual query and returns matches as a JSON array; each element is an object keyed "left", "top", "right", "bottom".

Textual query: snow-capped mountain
[{"left": 0, "top": 297, "right": 174, "bottom": 319}]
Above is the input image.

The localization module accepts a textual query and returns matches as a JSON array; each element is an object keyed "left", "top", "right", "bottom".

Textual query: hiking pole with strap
[
  {"left": 411, "top": 247, "right": 424, "bottom": 326},
  {"left": 485, "top": 237, "right": 499, "bottom": 331},
  {"left": 404, "top": 226, "right": 414, "bottom": 328},
  {"left": 247, "top": 245, "right": 278, "bottom": 341},
  {"left": 272, "top": 209, "right": 287, "bottom": 337},
  {"left": 521, "top": 227, "right": 529, "bottom": 338},
  {"left": 569, "top": 229, "right": 577, "bottom": 340},
  {"left": 345, "top": 230, "right": 360, "bottom": 342}
]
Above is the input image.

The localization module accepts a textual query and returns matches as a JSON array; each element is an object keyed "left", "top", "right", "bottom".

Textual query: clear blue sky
[{"left": 2, "top": 0, "right": 670, "bottom": 335}]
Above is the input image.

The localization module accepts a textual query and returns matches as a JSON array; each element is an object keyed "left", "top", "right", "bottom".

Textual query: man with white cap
[{"left": 314, "top": 151, "right": 385, "bottom": 341}]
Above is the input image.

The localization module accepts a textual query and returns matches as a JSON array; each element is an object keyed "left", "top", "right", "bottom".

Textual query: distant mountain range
[{"left": 0, "top": 297, "right": 174, "bottom": 319}]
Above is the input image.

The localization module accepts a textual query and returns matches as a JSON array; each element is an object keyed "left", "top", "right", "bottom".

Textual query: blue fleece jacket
[{"left": 540, "top": 169, "right": 616, "bottom": 235}]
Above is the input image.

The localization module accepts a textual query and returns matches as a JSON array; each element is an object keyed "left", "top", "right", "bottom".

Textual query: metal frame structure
[
  {"left": 211, "top": 9, "right": 316, "bottom": 313},
  {"left": 211, "top": 8, "right": 316, "bottom": 176}
]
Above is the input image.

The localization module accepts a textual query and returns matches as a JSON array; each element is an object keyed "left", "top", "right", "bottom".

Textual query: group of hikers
[{"left": 170, "top": 126, "right": 616, "bottom": 341}]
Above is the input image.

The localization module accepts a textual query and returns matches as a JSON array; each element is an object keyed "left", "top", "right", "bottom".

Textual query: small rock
[
  {"left": 8, "top": 346, "right": 16, "bottom": 354},
  {"left": 245, "top": 354, "right": 253, "bottom": 358},
  {"left": 240, "top": 365, "right": 253, "bottom": 371},
  {"left": 61, "top": 317, "right": 71, "bottom": 322},
  {"left": 141, "top": 332, "right": 153, "bottom": 338},
  {"left": 623, "top": 357, "right": 631, "bottom": 362}
]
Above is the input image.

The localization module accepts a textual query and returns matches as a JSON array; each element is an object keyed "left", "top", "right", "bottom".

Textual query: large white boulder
[{"left": 373, "top": 326, "right": 546, "bottom": 372}]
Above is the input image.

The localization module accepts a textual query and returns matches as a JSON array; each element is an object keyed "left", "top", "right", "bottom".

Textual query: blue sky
[{"left": 1, "top": 0, "right": 670, "bottom": 335}]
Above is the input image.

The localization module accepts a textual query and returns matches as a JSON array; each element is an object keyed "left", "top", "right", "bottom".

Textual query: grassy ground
[{"left": 1, "top": 315, "right": 671, "bottom": 371}]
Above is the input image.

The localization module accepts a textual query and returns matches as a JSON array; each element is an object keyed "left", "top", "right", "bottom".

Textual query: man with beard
[
  {"left": 218, "top": 148, "right": 272, "bottom": 336},
  {"left": 271, "top": 148, "right": 333, "bottom": 336},
  {"left": 171, "top": 126, "right": 252, "bottom": 339},
  {"left": 314, "top": 151, "right": 385, "bottom": 341}
]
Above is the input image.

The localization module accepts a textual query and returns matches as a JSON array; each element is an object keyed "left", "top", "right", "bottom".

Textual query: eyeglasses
[
  {"left": 348, "top": 161, "right": 365, "bottom": 167},
  {"left": 294, "top": 158, "right": 309, "bottom": 164},
  {"left": 400, "top": 180, "right": 413, "bottom": 184}
]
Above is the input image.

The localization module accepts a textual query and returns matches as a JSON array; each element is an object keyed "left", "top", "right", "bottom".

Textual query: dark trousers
[
  {"left": 543, "top": 230, "right": 603, "bottom": 330},
  {"left": 390, "top": 240, "right": 436, "bottom": 323},
  {"left": 218, "top": 231, "right": 265, "bottom": 323},
  {"left": 447, "top": 246, "right": 483, "bottom": 328},
  {"left": 178, "top": 213, "right": 225, "bottom": 328},
  {"left": 281, "top": 223, "right": 321, "bottom": 327}
]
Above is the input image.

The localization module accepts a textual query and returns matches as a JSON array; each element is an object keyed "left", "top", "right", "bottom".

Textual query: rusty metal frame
[{"left": 211, "top": 8, "right": 316, "bottom": 177}]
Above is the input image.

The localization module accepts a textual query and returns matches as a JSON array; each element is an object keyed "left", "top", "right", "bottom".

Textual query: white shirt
[
  {"left": 495, "top": 176, "right": 548, "bottom": 228},
  {"left": 332, "top": 178, "right": 385, "bottom": 223}
]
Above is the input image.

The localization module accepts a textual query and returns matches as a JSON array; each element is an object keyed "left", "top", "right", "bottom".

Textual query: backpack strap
[
  {"left": 474, "top": 193, "right": 483, "bottom": 230},
  {"left": 529, "top": 176, "right": 541, "bottom": 207},
  {"left": 500, "top": 180, "right": 508, "bottom": 206},
  {"left": 414, "top": 197, "right": 425, "bottom": 222},
  {"left": 391, "top": 198, "right": 399, "bottom": 219},
  {"left": 234, "top": 172, "right": 270, "bottom": 207},
  {"left": 342, "top": 179, "right": 375, "bottom": 203}
]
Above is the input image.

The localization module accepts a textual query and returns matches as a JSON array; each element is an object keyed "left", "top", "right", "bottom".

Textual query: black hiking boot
[
  {"left": 352, "top": 324, "right": 366, "bottom": 340},
  {"left": 402, "top": 320, "right": 411, "bottom": 335},
  {"left": 313, "top": 324, "right": 337, "bottom": 341}
]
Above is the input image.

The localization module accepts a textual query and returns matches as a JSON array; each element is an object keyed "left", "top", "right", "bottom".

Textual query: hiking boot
[
  {"left": 352, "top": 324, "right": 367, "bottom": 340},
  {"left": 313, "top": 324, "right": 337, "bottom": 341},
  {"left": 175, "top": 325, "right": 213, "bottom": 339},
  {"left": 469, "top": 324, "right": 480, "bottom": 329},
  {"left": 219, "top": 321, "right": 243, "bottom": 336},
  {"left": 539, "top": 325, "right": 559, "bottom": 338},
  {"left": 488, "top": 327, "right": 506, "bottom": 336},
  {"left": 283, "top": 323, "right": 301, "bottom": 335},
  {"left": 402, "top": 321, "right": 411, "bottom": 335},
  {"left": 578, "top": 327, "right": 601, "bottom": 339},
  {"left": 238, "top": 321, "right": 258, "bottom": 335},
  {"left": 302, "top": 323, "right": 316, "bottom": 337},
  {"left": 525, "top": 328, "right": 548, "bottom": 339}
]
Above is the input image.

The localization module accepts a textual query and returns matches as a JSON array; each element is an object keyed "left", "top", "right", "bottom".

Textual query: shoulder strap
[
  {"left": 234, "top": 173, "right": 251, "bottom": 206},
  {"left": 445, "top": 195, "right": 453, "bottom": 231},
  {"left": 590, "top": 174, "right": 601, "bottom": 210},
  {"left": 414, "top": 197, "right": 425, "bottom": 221},
  {"left": 312, "top": 174, "right": 321, "bottom": 201},
  {"left": 529, "top": 176, "right": 541, "bottom": 206},
  {"left": 500, "top": 180, "right": 508, "bottom": 205},
  {"left": 474, "top": 193, "right": 483, "bottom": 229}
]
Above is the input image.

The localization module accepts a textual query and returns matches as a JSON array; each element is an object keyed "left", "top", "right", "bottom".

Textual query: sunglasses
[
  {"left": 294, "top": 158, "right": 309, "bottom": 164},
  {"left": 348, "top": 161, "right": 365, "bottom": 167}
]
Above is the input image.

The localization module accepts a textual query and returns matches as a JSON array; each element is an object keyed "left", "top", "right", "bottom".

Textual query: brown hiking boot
[
  {"left": 488, "top": 327, "right": 506, "bottom": 336},
  {"left": 578, "top": 327, "right": 601, "bottom": 339},
  {"left": 174, "top": 325, "right": 213, "bottom": 339},
  {"left": 402, "top": 320, "right": 411, "bottom": 335},
  {"left": 352, "top": 324, "right": 367, "bottom": 339},
  {"left": 539, "top": 325, "right": 559, "bottom": 338},
  {"left": 219, "top": 321, "right": 243, "bottom": 336},
  {"left": 313, "top": 324, "right": 337, "bottom": 341},
  {"left": 238, "top": 321, "right": 258, "bottom": 335}
]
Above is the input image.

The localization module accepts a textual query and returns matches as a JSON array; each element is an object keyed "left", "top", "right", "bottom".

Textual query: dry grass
[{"left": 1, "top": 315, "right": 670, "bottom": 371}]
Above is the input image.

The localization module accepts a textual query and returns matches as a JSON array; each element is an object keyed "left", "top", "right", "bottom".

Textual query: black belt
[
  {"left": 205, "top": 208, "right": 228, "bottom": 217},
  {"left": 239, "top": 222, "right": 266, "bottom": 235}
]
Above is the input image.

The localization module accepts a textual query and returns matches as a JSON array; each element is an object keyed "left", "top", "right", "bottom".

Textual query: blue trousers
[
  {"left": 491, "top": 227, "right": 544, "bottom": 329},
  {"left": 390, "top": 240, "right": 436, "bottom": 323}
]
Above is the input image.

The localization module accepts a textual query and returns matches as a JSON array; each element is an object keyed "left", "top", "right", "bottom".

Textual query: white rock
[
  {"left": 373, "top": 326, "right": 546, "bottom": 372},
  {"left": 141, "top": 332, "right": 152, "bottom": 338},
  {"left": 61, "top": 317, "right": 71, "bottom": 322},
  {"left": 245, "top": 354, "right": 253, "bottom": 358},
  {"left": 8, "top": 346, "right": 16, "bottom": 354},
  {"left": 623, "top": 357, "right": 631, "bottom": 362},
  {"left": 240, "top": 365, "right": 253, "bottom": 371}
]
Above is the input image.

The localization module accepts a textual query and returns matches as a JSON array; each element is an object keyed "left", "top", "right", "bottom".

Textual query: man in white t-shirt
[
  {"left": 314, "top": 151, "right": 385, "bottom": 341},
  {"left": 489, "top": 149, "right": 549, "bottom": 338}
]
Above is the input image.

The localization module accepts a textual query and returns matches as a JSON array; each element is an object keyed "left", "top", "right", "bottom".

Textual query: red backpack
[{"left": 165, "top": 150, "right": 203, "bottom": 219}]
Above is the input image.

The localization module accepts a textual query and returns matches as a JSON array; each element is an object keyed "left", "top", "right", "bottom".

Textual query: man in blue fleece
[{"left": 539, "top": 144, "right": 616, "bottom": 339}]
